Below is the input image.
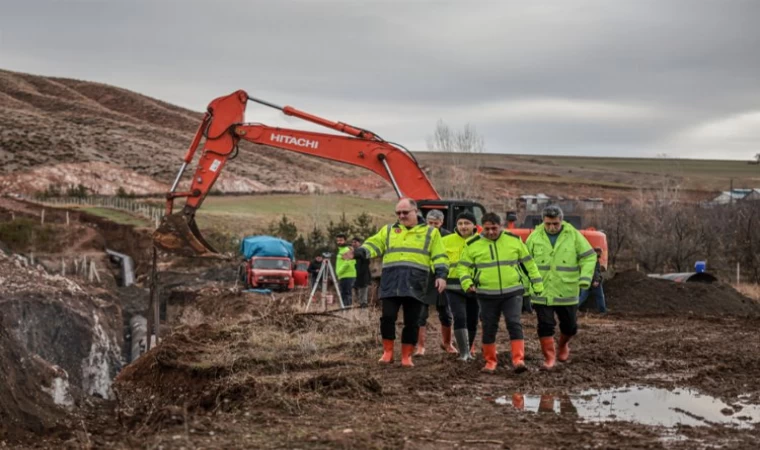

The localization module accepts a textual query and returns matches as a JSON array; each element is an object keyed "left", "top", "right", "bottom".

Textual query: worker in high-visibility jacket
[
  {"left": 526, "top": 205, "right": 597, "bottom": 370},
  {"left": 458, "top": 212, "right": 544, "bottom": 373},
  {"left": 442, "top": 211, "right": 480, "bottom": 361},
  {"left": 342, "top": 198, "right": 448, "bottom": 367},
  {"left": 335, "top": 233, "right": 356, "bottom": 307}
]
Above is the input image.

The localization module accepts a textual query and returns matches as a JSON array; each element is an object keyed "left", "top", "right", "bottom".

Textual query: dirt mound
[
  {"left": 115, "top": 295, "right": 379, "bottom": 431},
  {"left": 0, "top": 252, "right": 123, "bottom": 399},
  {"left": 0, "top": 311, "right": 73, "bottom": 442},
  {"left": 604, "top": 270, "right": 760, "bottom": 317}
]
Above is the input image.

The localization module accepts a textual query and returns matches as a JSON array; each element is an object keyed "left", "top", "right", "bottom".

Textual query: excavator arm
[{"left": 154, "top": 90, "right": 440, "bottom": 257}]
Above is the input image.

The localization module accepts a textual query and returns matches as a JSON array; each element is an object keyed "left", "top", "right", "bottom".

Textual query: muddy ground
[
  {"left": 2, "top": 197, "right": 759, "bottom": 449},
  {"left": 6, "top": 275, "right": 756, "bottom": 450}
]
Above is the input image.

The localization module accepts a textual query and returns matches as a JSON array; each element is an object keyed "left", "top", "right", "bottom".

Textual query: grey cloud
[{"left": 1, "top": 0, "right": 759, "bottom": 158}]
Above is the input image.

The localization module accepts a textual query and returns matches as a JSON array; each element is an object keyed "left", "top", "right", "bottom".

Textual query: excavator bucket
[{"left": 152, "top": 213, "right": 225, "bottom": 258}]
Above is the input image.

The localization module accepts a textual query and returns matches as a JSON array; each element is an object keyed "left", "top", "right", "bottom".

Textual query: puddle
[{"left": 493, "top": 386, "right": 760, "bottom": 430}]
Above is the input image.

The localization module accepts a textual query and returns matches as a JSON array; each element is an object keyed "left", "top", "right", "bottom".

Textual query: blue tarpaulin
[
  {"left": 244, "top": 288, "right": 273, "bottom": 295},
  {"left": 239, "top": 235, "right": 295, "bottom": 261}
]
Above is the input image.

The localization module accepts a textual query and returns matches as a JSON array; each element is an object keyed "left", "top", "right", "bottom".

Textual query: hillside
[
  {"left": 0, "top": 69, "right": 389, "bottom": 197},
  {"left": 2, "top": 68, "right": 758, "bottom": 203}
]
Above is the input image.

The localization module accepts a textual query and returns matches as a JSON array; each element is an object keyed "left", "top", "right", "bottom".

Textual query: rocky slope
[{"left": 0, "top": 69, "right": 387, "bottom": 197}]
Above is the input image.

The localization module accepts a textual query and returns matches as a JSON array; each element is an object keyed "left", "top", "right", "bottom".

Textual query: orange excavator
[{"left": 153, "top": 90, "right": 608, "bottom": 266}]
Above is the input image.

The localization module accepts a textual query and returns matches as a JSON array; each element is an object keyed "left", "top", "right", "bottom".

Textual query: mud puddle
[{"left": 493, "top": 385, "right": 760, "bottom": 429}]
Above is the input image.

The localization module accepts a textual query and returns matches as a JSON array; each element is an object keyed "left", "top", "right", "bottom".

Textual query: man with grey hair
[
  {"left": 415, "top": 209, "right": 456, "bottom": 355},
  {"left": 526, "top": 205, "right": 596, "bottom": 371}
]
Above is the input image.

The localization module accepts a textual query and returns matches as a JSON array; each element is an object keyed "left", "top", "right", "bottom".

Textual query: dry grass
[{"left": 734, "top": 283, "right": 760, "bottom": 302}]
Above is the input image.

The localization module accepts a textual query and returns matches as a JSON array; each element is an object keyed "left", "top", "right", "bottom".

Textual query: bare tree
[{"left": 426, "top": 120, "right": 485, "bottom": 199}]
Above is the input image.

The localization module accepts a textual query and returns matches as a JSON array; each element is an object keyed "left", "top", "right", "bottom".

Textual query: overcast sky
[{"left": 2, "top": 0, "right": 759, "bottom": 159}]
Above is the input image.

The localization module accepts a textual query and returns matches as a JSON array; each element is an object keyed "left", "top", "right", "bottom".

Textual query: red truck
[
  {"left": 239, "top": 236, "right": 296, "bottom": 292},
  {"left": 244, "top": 256, "right": 294, "bottom": 291}
]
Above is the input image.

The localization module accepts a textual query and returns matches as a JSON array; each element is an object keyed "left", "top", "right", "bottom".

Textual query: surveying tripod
[{"left": 305, "top": 253, "right": 345, "bottom": 311}]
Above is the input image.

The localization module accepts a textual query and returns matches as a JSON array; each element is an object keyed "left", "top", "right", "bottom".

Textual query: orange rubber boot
[
  {"left": 539, "top": 337, "right": 556, "bottom": 371},
  {"left": 557, "top": 334, "right": 572, "bottom": 362},
  {"left": 510, "top": 339, "right": 528, "bottom": 373},
  {"left": 413, "top": 326, "right": 426, "bottom": 356},
  {"left": 512, "top": 393, "right": 525, "bottom": 410},
  {"left": 481, "top": 344, "right": 497, "bottom": 373},
  {"left": 378, "top": 339, "right": 394, "bottom": 364},
  {"left": 440, "top": 326, "right": 457, "bottom": 354},
  {"left": 401, "top": 344, "right": 415, "bottom": 367}
]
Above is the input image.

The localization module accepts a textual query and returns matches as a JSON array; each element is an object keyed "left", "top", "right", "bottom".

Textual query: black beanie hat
[{"left": 456, "top": 211, "right": 477, "bottom": 225}]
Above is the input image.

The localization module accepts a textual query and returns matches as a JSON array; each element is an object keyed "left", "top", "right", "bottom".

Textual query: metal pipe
[
  {"left": 170, "top": 162, "right": 188, "bottom": 193},
  {"left": 129, "top": 315, "right": 147, "bottom": 363},
  {"left": 378, "top": 154, "right": 403, "bottom": 198}
]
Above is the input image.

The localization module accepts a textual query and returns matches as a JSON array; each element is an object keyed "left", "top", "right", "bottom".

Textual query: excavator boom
[{"left": 153, "top": 90, "right": 440, "bottom": 257}]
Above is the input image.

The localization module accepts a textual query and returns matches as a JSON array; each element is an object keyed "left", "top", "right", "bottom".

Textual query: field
[
  {"left": 191, "top": 194, "right": 395, "bottom": 236},
  {"left": 418, "top": 152, "right": 760, "bottom": 194},
  {"left": 80, "top": 207, "right": 153, "bottom": 227}
]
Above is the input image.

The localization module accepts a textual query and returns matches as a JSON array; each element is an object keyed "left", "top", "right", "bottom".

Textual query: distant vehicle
[
  {"left": 239, "top": 236, "right": 295, "bottom": 291},
  {"left": 292, "top": 260, "right": 310, "bottom": 288}
]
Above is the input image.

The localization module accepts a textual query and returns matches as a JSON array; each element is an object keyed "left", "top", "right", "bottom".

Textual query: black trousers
[
  {"left": 447, "top": 290, "right": 480, "bottom": 347},
  {"left": 534, "top": 304, "right": 578, "bottom": 338},
  {"left": 381, "top": 297, "right": 424, "bottom": 344},
  {"left": 339, "top": 278, "right": 355, "bottom": 306},
  {"left": 479, "top": 294, "right": 524, "bottom": 344},
  {"left": 418, "top": 292, "right": 453, "bottom": 327}
]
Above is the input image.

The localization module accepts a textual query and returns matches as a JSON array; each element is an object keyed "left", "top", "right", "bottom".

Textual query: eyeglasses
[{"left": 395, "top": 210, "right": 414, "bottom": 216}]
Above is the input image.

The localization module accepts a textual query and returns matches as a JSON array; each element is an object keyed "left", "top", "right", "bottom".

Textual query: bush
[{"left": 0, "top": 218, "right": 58, "bottom": 252}]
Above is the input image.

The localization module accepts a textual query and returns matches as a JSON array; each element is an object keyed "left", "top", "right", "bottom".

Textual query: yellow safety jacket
[
  {"left": 441, "top": 230, "right": 476, "bottom": 292},
  {"left": 526, "top": 222, "right": 596, "bottom": 306},
  {"left": 457, "top": 231, "right": 544, "bottom": 298},
  {"left": 336, "top": 246, "right": 356, "bottom": 279},
  {"left": 357, "top": 218, "right": 448, "bottom": 301}
]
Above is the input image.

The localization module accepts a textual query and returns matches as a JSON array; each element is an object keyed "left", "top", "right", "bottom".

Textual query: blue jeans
[{"left": 579, "top": 284, "right": 607, "bottom": 313}]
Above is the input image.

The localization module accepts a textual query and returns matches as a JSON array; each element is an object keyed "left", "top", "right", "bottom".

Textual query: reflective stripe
[
  {"left": 579, "top": 277, "right": 592, "bottom": 282},
  {"left": 537, "top": 265, "right": 551, "bottom": 271},
  {"left": 531, "top": 296, "right": 548, "bottom": 305},
  {"left": 461, "top": 275, "right": 473, "bottom": 281},
  {"left": 578, "top": 248, "right": 596, "bottom": 258},
  {"left": 434, "top": 263, "right": 447, "bottom": 270},
  {"left": 531, "top": 277, "right": 543, "bottom": 283},
  {"left": 382, "top": 261, "right": 429, "bottom": 271},
  {"left": 365, "top": 242, "right": 380, "bottom": 255},
  {"left": 432, "top": 253, "right": 448, "bottom": 261},
  {"left": 446, "top": 284, "right": 462, "bottom": 291},
  {"left": 387, "top": 247, "right": 427, "bottom": 255},
  {"left": 449, "top": 262, "right": 459, "bottom": 269},
  {"left": 556, "top": 266, "right": 579, "bottom": 272},
  {"left": 477, "top": 285, "right": 524, "bottom": 296},
  {"left": 475, "top": 260, "right": 518, "bottom": 269},
  {"left": 459, "top": 261, "right": 474, "bottom": 268},
  {"left": 423, "top": 226, "right": 434, "bottom": 252},
  {"left": 553, "top": 296, "right": 579, "bottom": 304},
  {"left": 519, "top": 255, "right": 533, "bottom": 263}
]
